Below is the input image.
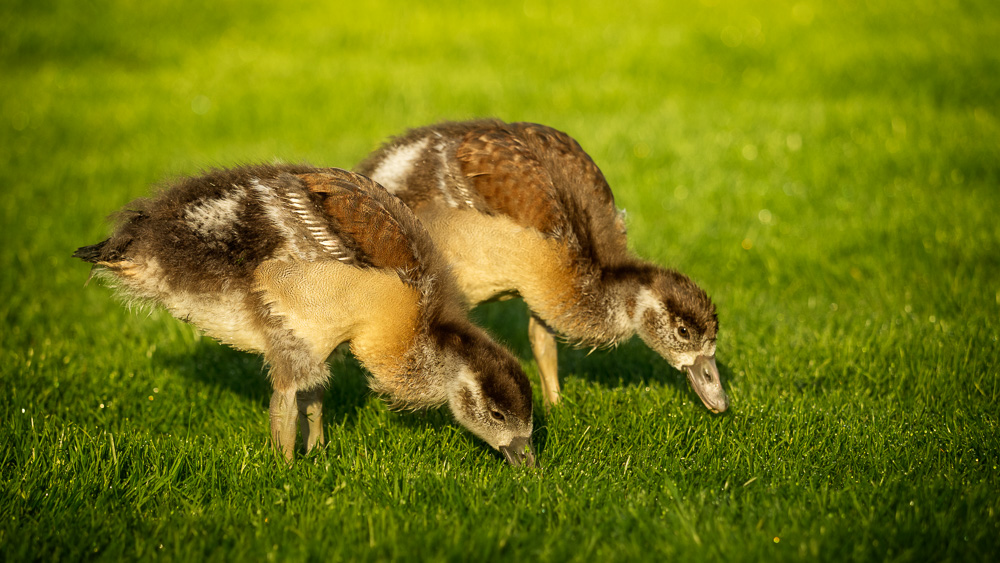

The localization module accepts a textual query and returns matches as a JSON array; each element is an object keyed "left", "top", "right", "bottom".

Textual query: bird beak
[
  {"left": 683, "top": 354, "right": 730, "bottom": 413},
  {"left": 499, "top": 436, "right": 536, "bottom": 467}
]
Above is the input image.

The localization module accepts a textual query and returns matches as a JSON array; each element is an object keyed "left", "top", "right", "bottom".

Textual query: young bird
[
  {"left": 74, "top": 164, "right": 535, "bottom": 465},
  {"left": 356, "top": 120, "right": 728, "bottom": 412}
]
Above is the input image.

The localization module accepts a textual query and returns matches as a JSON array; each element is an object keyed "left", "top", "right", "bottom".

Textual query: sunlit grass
[{"left": 2, "top": 0, "right": 999, "bottom": 560}]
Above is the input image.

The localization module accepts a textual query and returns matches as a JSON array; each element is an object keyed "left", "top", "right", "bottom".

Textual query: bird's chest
[{"left": 252, "top": 260, "right": 421, "bottom": 365}]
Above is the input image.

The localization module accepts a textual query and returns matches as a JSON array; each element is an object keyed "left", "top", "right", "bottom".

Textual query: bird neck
[
  {"left": 361, "top": 330, "right": 454, "bottom": 409},
  {"left": 523, "top": 258, "right": 653, "bottom": 349}
]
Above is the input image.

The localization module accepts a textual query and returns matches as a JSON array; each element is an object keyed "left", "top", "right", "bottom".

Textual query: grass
[{"left": 2, "top": 0, "right": 999, "bottom": 560}]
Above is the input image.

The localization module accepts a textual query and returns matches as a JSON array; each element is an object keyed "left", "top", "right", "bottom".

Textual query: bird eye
[
  {"left": 677, "top": 326, "right": 690, "bottom": 339},
  {"left": 490, "top": 410, "right": 506, "bottom": 422}
]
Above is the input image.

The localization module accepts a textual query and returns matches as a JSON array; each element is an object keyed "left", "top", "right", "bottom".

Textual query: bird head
[
  {"left": 633, "top": 270, "right": 729, "bottom": 413},
  {"left": 438, "top": 325, "right": 536, "bottom": 466}
]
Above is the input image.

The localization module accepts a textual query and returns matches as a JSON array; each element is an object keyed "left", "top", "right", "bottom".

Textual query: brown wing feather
[
  {"left": 511, "top": 122, "right": 619, "bottom": 217},
  {"left": 294, "top": 170, "right": 427, "bottom": 285},
  {"left": 508, "top": 122, "right": 630, "bottom": 264},
  {"left": 295, "top": 171, "right": 419, "bottom": 275},
  {"left": 455, "top": 128, "right": 566, "bottom": 237}
]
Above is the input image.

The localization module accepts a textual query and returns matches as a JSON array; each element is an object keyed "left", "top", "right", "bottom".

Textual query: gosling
[
  {"left": 356, "top": 120, "right": 728, "bottom": 412},
  {"left": 74, "top": 164, "right": 536, "bottom": 465}
]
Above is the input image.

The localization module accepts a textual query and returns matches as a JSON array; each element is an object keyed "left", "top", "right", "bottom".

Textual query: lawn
[{"left": 2, "top": 0, "right": 998, "bottom": 560}]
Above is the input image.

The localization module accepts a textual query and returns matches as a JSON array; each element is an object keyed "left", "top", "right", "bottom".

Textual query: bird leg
[
  {"left": 529, "top": 314, "right": 561, "bottom": 406},
  {"left": 297, "top": 386, "right": 325, "bottom": 453},
  {"left": 269, "top": 387, "right": 298, "bottom": 463}
]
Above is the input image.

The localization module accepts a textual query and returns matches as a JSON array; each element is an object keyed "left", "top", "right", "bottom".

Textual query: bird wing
[
  {"left": 454, "top": 122, "right": 631, "bottom": 268},
  {"left": 454, "top": 127, "right": 568, "bottom": 238},
  {"left": 293, "top": 170, "right": 428, "bottom": 286},
  {"left": 510, "top": 122, "right": 623, "bottom": 233}
]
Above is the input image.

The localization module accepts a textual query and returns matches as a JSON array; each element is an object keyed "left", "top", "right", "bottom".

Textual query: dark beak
[
  {"left": 683, "top": 354, "right": 729, "bottom": 413},
  {"left": 499, "top": 436, "right": 536, "bottom": 467}
]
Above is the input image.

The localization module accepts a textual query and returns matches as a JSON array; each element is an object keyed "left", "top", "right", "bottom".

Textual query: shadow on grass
[
  {"left": 156, "top": 338, "right": 374, "bottom": 430},
  {"left": 155, "top": 294, "right": 734, "bottom": 462},
  {"left": 156, "top": 337, "right": 537, "bottom": 463}
]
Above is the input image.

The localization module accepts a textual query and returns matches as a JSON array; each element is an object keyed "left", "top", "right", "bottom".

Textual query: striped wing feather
[{"left": 295, "top": 170, "right": 428, "bottom": 285}]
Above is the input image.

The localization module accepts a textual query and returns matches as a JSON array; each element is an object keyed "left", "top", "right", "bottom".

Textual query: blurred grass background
[{"left": 2, "top": 0, "right": 998, "bottom": 560}]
